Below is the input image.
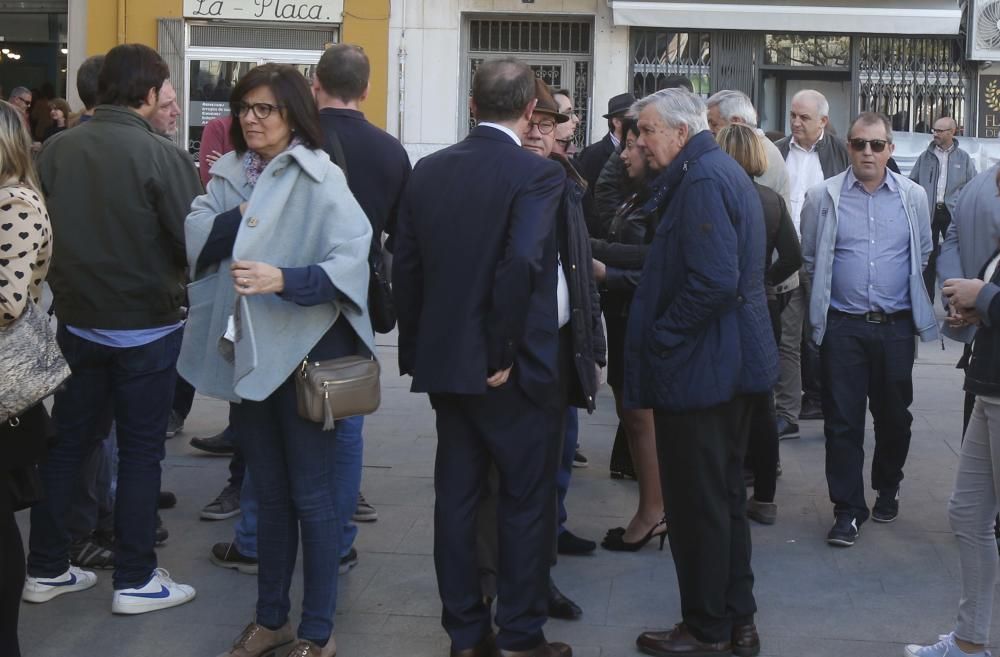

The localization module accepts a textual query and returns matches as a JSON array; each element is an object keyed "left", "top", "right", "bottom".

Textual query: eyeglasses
[
  {"left": 848, "top": 138, "right": 889, "bottom": 153},
  {"left": 528, "top": 119, "right": 557, "bottom": 135},
  {"left": 931, "top": 128, "right": 954, "bottom": 134},
  {"left": 14, "top": 96, "right": 30, "bottom": 108},
  {"left": 233, "top": 101, "right": 283, "bottom": 120}
]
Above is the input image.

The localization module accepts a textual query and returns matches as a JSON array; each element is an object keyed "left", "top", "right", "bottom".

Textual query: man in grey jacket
[
  {"left": 801, "top": 112, "right": 936, "bottom": 548},
  {"left": 909, "top": 117, "right": 977, "bottom": 302}
]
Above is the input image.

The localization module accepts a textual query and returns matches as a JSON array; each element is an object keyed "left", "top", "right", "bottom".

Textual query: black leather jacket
[
  {"left": 552, "top": 155, "right": 607, "bottom": 412},
  {"left": 965, "top": 250, "right": 1000, "bottom": 398},
  {"left": 590, "top": 184, "right": 657, "bottom": 319}
]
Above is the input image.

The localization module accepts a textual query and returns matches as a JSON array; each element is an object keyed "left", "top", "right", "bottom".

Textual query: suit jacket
[
  {"left": 393, "top": 125, "right": 567, "bottom": 404},
  {"left": 318, "top": 108, "right": 412, "bottom": 245}
]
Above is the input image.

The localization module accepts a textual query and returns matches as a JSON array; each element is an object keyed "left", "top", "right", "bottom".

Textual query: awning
[{"left": 610, "top": 0, "right": 963, "bottom": 35}]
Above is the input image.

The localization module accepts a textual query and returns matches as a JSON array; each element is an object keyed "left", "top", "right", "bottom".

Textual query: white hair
[
  {"left": 706, "top": 90, "right": 758, "bottom": 126},
  {"left": 8, "top": 87, "right": 30, "bottom": 101},
  {"left": 630, "top": 88, "right": 709, "bottom": 136},
  {"left": 791, "top": 89, "right": 830, "bottom": 119}
]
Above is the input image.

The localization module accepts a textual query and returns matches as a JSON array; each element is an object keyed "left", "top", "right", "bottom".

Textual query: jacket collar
[
  {"left": 91, "top": 105, "right": 155, "bottom": 132},
  {"left": 642, "top": 130, "right": 718, "bottom": 214},
  {"left": 927, "top": 137, "right": 959, "bottom": 154},
  {"left": 469, "top": 124, "right": 522, "bottom": 147},
  {"left": 211, "top": 143, "right": 330, "bottom": 187},
  {"left": 824, "top": 167, "right": 906, "bottom": 206},
  {"left": 319, "top": 107, "right": 365, "bottom": 122}
]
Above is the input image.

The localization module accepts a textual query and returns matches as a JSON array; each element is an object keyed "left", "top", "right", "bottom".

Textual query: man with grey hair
[
  {"left": 774, "top": 89, "right": 850, "bottom": 434},
  {"left": 909, "top": 116, "right": 977, "bottom": 303},
  {"left": 8, "top": 86, "right": 32, "bottom": 129},
  {"left": 624, "top": 88, "right": 778, "bottom": 657},
  {"left": 800, "top": 112, "right": 935, "bottom": 547}
]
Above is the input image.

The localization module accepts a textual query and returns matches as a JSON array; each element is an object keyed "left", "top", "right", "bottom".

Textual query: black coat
[
  {"left": 775, "top": 133, "right": 850, "bottom": 179},
  {"left": 552, "top": 155, "right": 607, "bottom": 412},
  {"left": 393, "top": 126, "right": 566, "bottom": 407},
  {"left": 964, "top": 251, "right": 1000, "bottom": 397},
  {"left": 755, "top": 183, "right": 802, "bottom": 287},
  {"left": 576, "top": 133, "right": 618, "bottom": 237}
]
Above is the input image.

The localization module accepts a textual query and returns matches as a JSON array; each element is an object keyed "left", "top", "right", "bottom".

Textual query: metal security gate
[
  {"left": 857, "top": 36, "right": 971, "bottom": 133},
  {"left": 630, "top": 29, "right": 711, "bottom": 96},
  {"left": 462, "top": 16, "right": 594, "bottom": 148}
]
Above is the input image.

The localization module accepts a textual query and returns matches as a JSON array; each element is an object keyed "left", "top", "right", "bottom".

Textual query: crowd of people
[{"left": 0, "top": 42, "right": 999, "bottom": 657}]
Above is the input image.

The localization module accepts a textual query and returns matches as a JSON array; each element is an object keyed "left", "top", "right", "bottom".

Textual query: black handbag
[
  {"left": 322, "top": 125, "right": 397, "bottom": 334},
  {"left": 7, "top": 464, "right": 44, "bottom": 512}
]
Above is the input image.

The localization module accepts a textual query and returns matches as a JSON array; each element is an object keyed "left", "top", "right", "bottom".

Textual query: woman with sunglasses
[{"left": 180, "top": 63, "right": 374, "bottom": 657}]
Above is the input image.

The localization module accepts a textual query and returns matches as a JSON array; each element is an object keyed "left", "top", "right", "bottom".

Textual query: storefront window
[
  {"left": 765, "top": 34, "right": 850, "bottom": 68},
  {"left": 630, "top": 29, "right": 711, "bottom": 97}
]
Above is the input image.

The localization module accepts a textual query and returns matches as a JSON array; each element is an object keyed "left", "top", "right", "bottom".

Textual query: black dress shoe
[
  {"left": 189, "top": 429, "right": 234, "bottom": 455},
  {"left": 636, "top": 623, "right": 731, "bottom": 656},
  {"left": 799, "top": 397, "right": 823, "bottom": 420},
  {"left": 450, "top": 631, "right": 495, "bottom": 657},
  {"left": 731, "top": 623, "right": 760, "bottom": 657},
  {"left": 498, "top": 642, "right": 572, "bottom": 657},
  {"left": 158, "top": 490, "right": 177, "bottom": 509},
  {"left": 547, "top": 577, "right": 582, "bottom": 620},
  {"left": 557, "top": 530, "right": 596, "bottom": 555}
]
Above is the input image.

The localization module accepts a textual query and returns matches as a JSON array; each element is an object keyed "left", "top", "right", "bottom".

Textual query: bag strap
[{"left": 322, "top": 124, "right": 350, "bottom": 186}]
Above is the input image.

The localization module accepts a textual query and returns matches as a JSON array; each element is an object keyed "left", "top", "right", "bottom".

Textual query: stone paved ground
[{"left": 17, "top": 334, "right": 995, "bottom": 657}]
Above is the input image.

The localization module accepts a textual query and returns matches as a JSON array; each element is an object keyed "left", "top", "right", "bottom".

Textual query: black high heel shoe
[{"left": 601, "top": 517, "right": 667, "bottom": 552}]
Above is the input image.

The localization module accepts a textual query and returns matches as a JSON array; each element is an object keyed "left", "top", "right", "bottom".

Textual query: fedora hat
[
  {"left": 532, "top": 78, "right": 569, "bottom": 124},
  {"left": 603, "top": 93, "right": 636, "bottom": 119}
]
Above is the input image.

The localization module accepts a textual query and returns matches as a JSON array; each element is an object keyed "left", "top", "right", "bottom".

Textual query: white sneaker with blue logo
[
  {"left": 905, "top": 632, "right": 991, "bottom": 657},
  {"left": 111, "top": 568, "right": 195, "bottom": 615},
  {"left": 22, "top": 565, "right": 97, "bottom": 603}
]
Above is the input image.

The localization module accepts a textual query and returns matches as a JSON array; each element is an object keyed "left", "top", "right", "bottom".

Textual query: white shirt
[
  {"left": 785, "top": 132, "right": 827, "bottom": 236},
  {"left": 934, "top": 143, "right": 954, "bottom": 205},
  {"left": 478, "top": 122, "right": 521, "bottom": 146},
  {"left": 557, "top": 256, "right": 570, "bottom": 328},
  {"left": 609, "top": 132, "right": 621, "bottom": 149}
]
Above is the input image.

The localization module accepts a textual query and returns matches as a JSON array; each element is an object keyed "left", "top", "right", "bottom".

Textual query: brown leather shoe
[
  {"left": 215, "top": 621, "right": 294, "bottom": 657},
  {"left": 636, "top": 623, "right": 731, "bottom": 657},
  {"left": 451, "top": 632, "right": 496, "bottom": 657},
  {"left": 497, "top": 641, "right": 572, "bottom": 657},
  {"left": 731, "top": 623, "right": 760, "bottom": 657},
  {"left": 284, "top": 638, "right": 336, "bottom": 657}
]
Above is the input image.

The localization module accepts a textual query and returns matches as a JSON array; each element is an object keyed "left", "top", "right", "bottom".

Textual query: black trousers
[
  {"left": 431, "top": 385, "right": 561, "bottom": 652},
  {"left": 821, "top": 312, "right": 915, "bottom": 522},
  {"left": 655, "top": 395, "right": 756, "bottom": 644},
  {"left": 923, "top": 205, "right": 951, "bottom": 304},
  {"left": 0, "top": 475, "right": 23, "bottom": 657}
]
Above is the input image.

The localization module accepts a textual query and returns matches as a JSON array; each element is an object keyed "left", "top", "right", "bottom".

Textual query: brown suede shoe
[
  {"left": 216, "top": 622, "right": 294, "bottom": 657},
  {"left": 636, "top": 623, "right": 731, "bottom": 657},
  {"left": 731, "top": 623, "right": 760, "bottom": 657},
  {"left": 451, "top": 632, "right": 496, "bottom": 657},
  {"left": 497, "top": 641, "right": 572, "bottom": 657},
  {"left": 284, "top": 638, "right": 336, "bottom": 657}
]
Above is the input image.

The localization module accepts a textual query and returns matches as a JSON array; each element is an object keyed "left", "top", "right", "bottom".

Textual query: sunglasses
[{"left": 848, "top": 138, "right": 889, "bottom": 153}]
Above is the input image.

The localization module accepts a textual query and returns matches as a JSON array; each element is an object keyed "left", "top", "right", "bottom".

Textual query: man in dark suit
[{"left": 393, "top": 59, "right": 571, "bottom": 657}]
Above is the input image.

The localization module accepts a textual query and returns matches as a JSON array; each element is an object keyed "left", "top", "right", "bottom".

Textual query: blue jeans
[
  {"left": 556, "top": 407, "right": 577, "bottom": 535},
  {"left": 232, "top": 416, "right": 364, "bottom": 561},
  {"left": 28, "top": 327, "right": 181, "bottom": 589},
  {"left": 232, "top": 376, "right": 358, "bottom": 644}
]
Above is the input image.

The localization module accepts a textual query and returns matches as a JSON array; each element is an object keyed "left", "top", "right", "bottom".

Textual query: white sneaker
[
  {"left": 905, "top": 632, "right": 991, "bottom": 657},
  {"left": 111, "top": 568, "right": 195, "bottom": 615},
  {"left": 22, "top": 566, "right": 97, "bottom": 603}
]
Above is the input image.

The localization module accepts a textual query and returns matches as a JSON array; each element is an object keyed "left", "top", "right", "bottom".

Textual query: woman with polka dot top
[{"left": 0, "top": 98, "right": 53, "bottom": 657}]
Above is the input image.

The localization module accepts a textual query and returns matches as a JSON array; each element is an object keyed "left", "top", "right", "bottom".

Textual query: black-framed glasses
[
  {"left": 233, "top": 102, "right": 283, "bottom": 120},
  {"left": 528, "top": 118, "right": 557, "bottom": 135},
  {"left": 15, "top": 96, "right": 30, "bottom": 108},
  {"left": 848, "top": 138, "right": 889, "bottom": 153}
]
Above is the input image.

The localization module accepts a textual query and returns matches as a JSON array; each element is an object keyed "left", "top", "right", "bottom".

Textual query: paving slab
[{"left": 16, "top": 335, "right": 998, "bottom": 656}]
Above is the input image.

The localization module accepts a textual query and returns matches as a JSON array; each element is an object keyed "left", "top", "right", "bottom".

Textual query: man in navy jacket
[
  {"left": 393, "top": 58, "right": 570, "bottom": 657},
  {"left": 624, "top": 89, "right": 778, "bottom": 657}
]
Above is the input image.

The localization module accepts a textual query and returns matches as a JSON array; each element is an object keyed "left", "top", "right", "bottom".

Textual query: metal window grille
[
  {"left": 858, "top": 37, "right": 970, "bottom": 133},
  {"left": 189, "top": 23, "right": 338, "bottom": 50},
  {"left": 464, "top": 18, "right": 593, "bottom": 148},
  {"left": 631, "top": 29, "right": 711, "bottom": 96},
  {"left": 468, "top": 19, "right": 591, "bottom": 55}
]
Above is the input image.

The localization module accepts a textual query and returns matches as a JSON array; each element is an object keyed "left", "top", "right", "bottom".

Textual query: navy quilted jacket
[{"left": 623, "top": 130, "right": 778, "bottom": 412}]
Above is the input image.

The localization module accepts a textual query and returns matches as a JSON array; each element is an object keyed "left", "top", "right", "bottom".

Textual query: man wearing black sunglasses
[{"left": 800, "top": 112, "right": 937, "bottom": 549}]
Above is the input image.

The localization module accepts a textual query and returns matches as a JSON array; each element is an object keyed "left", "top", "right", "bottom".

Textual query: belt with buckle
[{"left": 831, "top": 309, "right": 911, "bottom": 324}]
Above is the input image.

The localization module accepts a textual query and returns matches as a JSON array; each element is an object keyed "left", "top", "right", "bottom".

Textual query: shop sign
[
  {"left": 978, "top": 74, "right": 1000, "bottom": 138},
  {"left": 184, "top": 0, "right": 343, "bottom": 23}
]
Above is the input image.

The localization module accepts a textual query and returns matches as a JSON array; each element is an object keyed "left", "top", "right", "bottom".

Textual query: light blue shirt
[
  {"left": 830, "top": 169, "right": 912, "bottom": 314},
  {"left": 67, "top": 323, "right": 183, "bottom": 348}
]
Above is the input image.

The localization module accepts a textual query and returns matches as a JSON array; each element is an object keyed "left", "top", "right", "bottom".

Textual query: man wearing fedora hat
[{"left": 577, "top": 93, "right": 635, "bottom": 226}]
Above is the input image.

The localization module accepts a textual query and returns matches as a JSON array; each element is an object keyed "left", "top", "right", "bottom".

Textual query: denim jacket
[{"left": 800, "top": 169, "right": 939, "bottom": 345}]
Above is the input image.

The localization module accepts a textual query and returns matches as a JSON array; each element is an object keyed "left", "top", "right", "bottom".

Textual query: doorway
[{"left": 759, "top": 71, "right": 852, "bottom": 140}]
